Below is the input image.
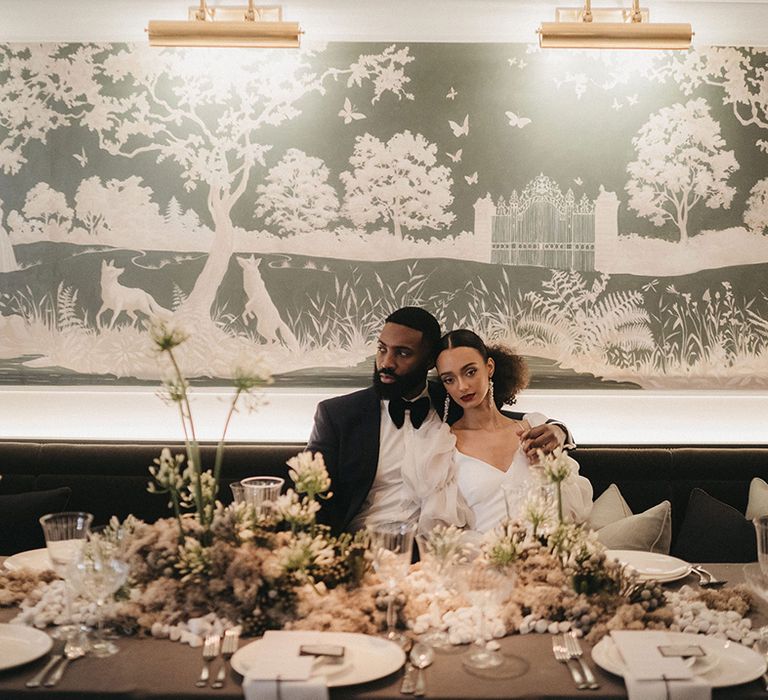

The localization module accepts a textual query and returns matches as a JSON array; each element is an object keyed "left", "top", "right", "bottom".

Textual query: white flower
[
  {"left": 538, "top": 447, "right": 572, "bottom": 484},
  {"left": 148, "top": 448, "right": 186, "bottom": 494},
  {"left": 277, "top": 533, "right": 335, "bottom": 578},
  {"left": 274, "top": 490, "right": 321, "bottom": 528},
  {"left": 287, "top": 451, "right": 332, "bottom": 499}
]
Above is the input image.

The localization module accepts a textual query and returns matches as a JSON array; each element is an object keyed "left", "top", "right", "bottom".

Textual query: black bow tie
[{"left": 388, "top": 396, "right": 431, "bottom": 429}]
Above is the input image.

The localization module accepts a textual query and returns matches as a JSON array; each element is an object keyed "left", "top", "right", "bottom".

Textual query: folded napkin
[
  {"left": 242, "top": 631, "right": 330, "bottom": 700},
  {"left": 611, "top": 631, "right": 711, "bottom": 700}
]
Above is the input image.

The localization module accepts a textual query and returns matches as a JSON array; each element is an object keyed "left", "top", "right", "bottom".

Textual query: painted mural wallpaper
[{"left": 0, "top": 42, "right": 767, "bottom": 389}]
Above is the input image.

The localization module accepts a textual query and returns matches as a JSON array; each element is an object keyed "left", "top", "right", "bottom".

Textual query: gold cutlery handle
[
  {"left": 399, "top": 662, "right": 417, "bottom": 694},
  {"left": 575, "top": 656, "right": 600, "bottom": 689},
  {"left": 43, "top": 657, "right": 71, "bottom": 687},
  {"left": 211, "top": 662, "right": 227, "bottom": 689},
  {"left": 565, "top": 658, "right": 587, "bottom": 689},
  {"left": 26, "top": 655, "right": 63, "bottom": 688}
]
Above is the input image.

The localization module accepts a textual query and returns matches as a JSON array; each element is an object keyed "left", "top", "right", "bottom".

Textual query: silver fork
[
  {"left": 211, "top": 629, "right": 239, "bottom": 689},
  {"left": 196, "top": 634, "right": 221, "bottom": 688},
  {"left": 552, "top": 636, "right": 587, "bottom": 690},
  {"left": 564, "top": 633, "right": 600, "bottom": 689}
]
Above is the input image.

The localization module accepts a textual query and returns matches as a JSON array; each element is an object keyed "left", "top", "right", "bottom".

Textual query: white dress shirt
[{"left": 349, "top": 386, "right": 433, "bottom": 531}]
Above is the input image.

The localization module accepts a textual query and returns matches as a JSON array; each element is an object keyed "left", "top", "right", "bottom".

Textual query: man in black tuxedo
[{"left": 306, "top": 307, "right": 569, "bottom": 534}]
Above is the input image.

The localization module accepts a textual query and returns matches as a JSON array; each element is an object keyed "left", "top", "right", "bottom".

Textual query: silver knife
[
  {"left": 26, "top": 638, "right": 65, "bottom": 688},
  {"left": 400, "top": 662, "right": 417, "bottom": 694}
]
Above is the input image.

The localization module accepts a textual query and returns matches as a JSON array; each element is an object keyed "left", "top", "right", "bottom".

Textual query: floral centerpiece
[{"left": 0, "top": 354, "right": 758, "bottom": 647}]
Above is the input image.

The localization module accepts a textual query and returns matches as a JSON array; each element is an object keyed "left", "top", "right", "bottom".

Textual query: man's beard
[{"left": 372, "top": 361, "right": 429, "bottom": 401}]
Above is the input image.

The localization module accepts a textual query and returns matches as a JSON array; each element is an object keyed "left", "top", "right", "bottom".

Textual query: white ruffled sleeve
[{"left": 400, "top": 418, "right": 475, "bottom": 535}]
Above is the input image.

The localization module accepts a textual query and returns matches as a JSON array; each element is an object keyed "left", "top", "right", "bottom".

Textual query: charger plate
[
  {"left": 604, "top": 550, "right": 691, "bottom": 582},
  {"left": 232, "top": 631, "right": 405, "bottom": 687},
  {"left": 593, "top": 632, "right": 765, "bottom": 687},
  {"left": 2, "top": 548, "right": 53, "bottom": 574}
]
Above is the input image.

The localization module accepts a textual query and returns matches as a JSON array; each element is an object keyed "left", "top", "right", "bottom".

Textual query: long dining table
[{"left": 0, "top": 564, "right": 766, "bottom": 700}]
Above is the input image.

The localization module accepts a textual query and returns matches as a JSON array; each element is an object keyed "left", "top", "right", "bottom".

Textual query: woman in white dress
[
  {"left": 437, "top": 329, "right": 592, "bottom": 532},
  {"left": 402, "top": 330, "right": 592, "bottom": 535}
]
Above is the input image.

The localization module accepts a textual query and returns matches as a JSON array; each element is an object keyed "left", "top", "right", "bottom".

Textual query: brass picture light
[
  {"left": 147, "top": 2, "right": 302, "bottom": 48},
  {"left": 538, "top": 0, "right": 693, "bottom": 49}
]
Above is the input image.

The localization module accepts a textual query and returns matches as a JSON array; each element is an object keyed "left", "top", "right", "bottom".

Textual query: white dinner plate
[
  {"left": 232, "top": 631, "right": 405, "bottom": 687},
  {"left": 592, "top": 632, "right": 766, "bottom": 688},
  {"left": 0, "top": 623, "right": 53, "bottom": 671},
  {"left": 604, "top": 550, "right": 691, "bottom": 582},
  {"left": 2, "top": 548, "right": 54, "bottom": 574}
]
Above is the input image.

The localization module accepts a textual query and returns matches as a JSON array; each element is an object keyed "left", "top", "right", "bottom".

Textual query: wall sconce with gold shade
[
  {"left": 538, "top": 0, "right": 693, "bottom": 49},
  {"left": 147, "top": 2, "right": 302, "bottom": 48}
]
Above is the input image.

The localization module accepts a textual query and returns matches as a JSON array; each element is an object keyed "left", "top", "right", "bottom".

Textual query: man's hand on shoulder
[{"left": 517, "top": 423, "right": 566, "bottom": 460}]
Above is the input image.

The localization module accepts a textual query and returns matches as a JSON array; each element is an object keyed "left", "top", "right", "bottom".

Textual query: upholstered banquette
[{"left": 1, "top": 441, "right": 767, "bottom": 561}]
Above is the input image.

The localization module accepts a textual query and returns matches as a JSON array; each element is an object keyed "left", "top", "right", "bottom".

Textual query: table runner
[{"left": 0, "top": 564, "right": 763, "bottom": 699}]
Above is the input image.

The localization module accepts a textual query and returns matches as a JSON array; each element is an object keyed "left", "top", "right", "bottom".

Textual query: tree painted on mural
[
  {"left": 340, "top": 131, "right": 454, "bottom": 241},
  {"left": 255, "top": 149, "right": 339, "bottom": 236},
  {"left": 0, "top": 43, "right": 415, "bottom": 320},
  {"left": 626, "top": 98, "right": 739, "bottom": 243},
  {"left": 745, "top": 179, "right": 768, "bottom": 234},
  {"left": 657, "top": 47, "right": 768, "bottom": 153}
]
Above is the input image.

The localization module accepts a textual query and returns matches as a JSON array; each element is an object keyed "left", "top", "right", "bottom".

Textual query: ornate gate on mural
[{"left": 490, "top": 174, "right": 595, "bottom": 271}]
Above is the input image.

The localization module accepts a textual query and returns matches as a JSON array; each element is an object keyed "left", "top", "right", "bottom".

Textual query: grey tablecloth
[{"left": 0, "top": 564, "right": 764, "bottom": 699}]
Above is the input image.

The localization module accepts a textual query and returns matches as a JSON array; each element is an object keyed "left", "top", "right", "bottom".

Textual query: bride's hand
[{"left": 518, "top": 422, "right": 566, "bottom": 460}]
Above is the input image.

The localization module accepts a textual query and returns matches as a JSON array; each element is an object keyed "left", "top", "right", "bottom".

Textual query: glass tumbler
[{"left": 241, "top": 476, "right": 284, "bottom": 517}]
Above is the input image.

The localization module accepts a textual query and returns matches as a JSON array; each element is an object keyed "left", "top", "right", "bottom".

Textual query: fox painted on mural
[
  {"left": 97, "top": 260, "right": 171, "bottom": 329},
  {"left": 238, "top": 256, "right": 298, "bottom": 348}
]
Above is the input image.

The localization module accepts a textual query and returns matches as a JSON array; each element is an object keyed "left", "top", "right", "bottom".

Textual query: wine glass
[
  {"left": 453, "top": 553, "right": 515, "bottom": 669},
  {"left": 68, "top": 537, "right": 130, "bottom": 657},
  {"left": 416, "top": 527, "right": 463, "bottom": 648},
  {"left": 39, "top": 511, "right": 94, "bottom": 639},
  {"left": 369, "top": 522, "right": 416, "bottom": 648}
]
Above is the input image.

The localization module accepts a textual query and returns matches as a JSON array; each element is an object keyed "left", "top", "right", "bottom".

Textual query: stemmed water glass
[
  {"left": 39, "top": 511, "right": 94, "bottom": 639},
  {"left": 369, "top": 521, "right": 416, "bottom": 648},
  {"left": 68, "top": 536, "right": 130, "bottom": 657},
  {"left": 452, "top": 546, "right": 515, "bottom": 669},
  {"left": 416, "top": 527, "right": 463, "bottom": 648}
]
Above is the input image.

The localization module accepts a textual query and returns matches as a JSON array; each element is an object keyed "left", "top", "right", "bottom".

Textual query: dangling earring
[
  {"left": 443, "top": 393, "right": 451, "bottom": 422},
  {"left": 488, "top": 378, "right": 495, "bottom": 407}
]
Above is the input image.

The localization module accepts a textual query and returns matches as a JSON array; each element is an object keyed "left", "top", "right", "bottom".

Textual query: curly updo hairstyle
[{"left": 438, "top": 329, "right": 529, "bottom": 410}]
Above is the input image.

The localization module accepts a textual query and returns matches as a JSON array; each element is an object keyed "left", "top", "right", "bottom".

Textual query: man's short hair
[{"left": 384, "top": 307, "right": 441, "bottom": 360}]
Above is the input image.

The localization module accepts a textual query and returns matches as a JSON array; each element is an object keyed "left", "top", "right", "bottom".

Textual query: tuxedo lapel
[{"left": 342, "top": 386, "right": 381, "bottom": 529}]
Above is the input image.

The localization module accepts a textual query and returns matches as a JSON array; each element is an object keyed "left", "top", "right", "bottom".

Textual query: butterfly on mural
[
  {"left": 338, "top": 97, "right": 366, "bottom": 124},
  {"left": 574, "top": 177, "right": 584, "bottom": 186},
  {"left": 446, "top": 87, "right": 458, "bottom": 100},
  {"left": 446, "top": 149, "right": 462, "bottom": 163},
  {"left": 73, "top": 147, "right": 88, "bottom": 167},
  {"left": 505, "top": 111, "right": 531, "bottom": 128},
  {"left": 465, "top": 171, "right": 478, "bottom": 185},
  {"left": 449, "top": 115, "right": 469, "bottom": 137},
  {"left": 627, "top": 94, "right": 639, "bottom": 106},
  {"left": 611, "top": 98, "right": 623, "bottom": 111}
]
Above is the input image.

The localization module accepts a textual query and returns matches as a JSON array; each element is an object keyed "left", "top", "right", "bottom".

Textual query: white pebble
[
  {"left": 188, "top": 634, "right": 203, "bottom": 648},
  {"left": 547, "top": 622, "right": 560, "bottom": 635},
  {"left": 727, "top": 628, "right": 743, "bottom": 641},
  {"left": 683, "top": 625, "right": 697, "bottom": 634},
  {"left": 558, "top": 621, "right": 571, "bottom": 633},
  {"left": 486, "top": 640, "right": 501, "bottom": 651},
  {"left": 741, "top": 618, "right": 753, "bottom": 630},
  {"left": 535, "top": 619, "right": 549, "bottom": 634},
  {"left": 169, "top": 626, "right": 182, "bottom": 642},
  {"left": 726, "top": 611, "right": 741, "bottom": 622},
  {"left": 519, "top": 621, "right": 532, "bottom": 635}
]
